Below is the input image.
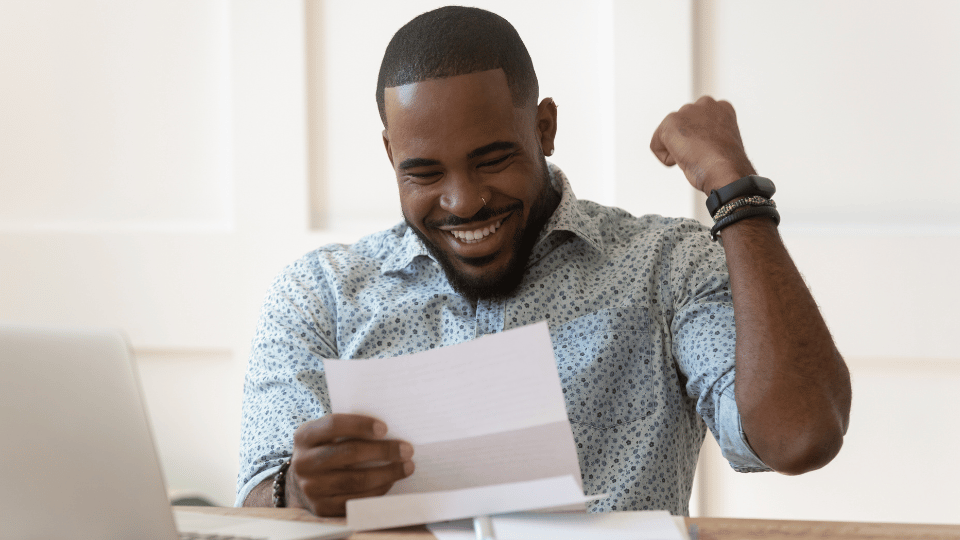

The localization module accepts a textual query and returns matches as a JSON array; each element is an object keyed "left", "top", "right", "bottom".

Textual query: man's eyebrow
[
  {"left": 397, "top": 157, "right": 441, "bottom": 171},
  {"left": 467, "top": 141, "right": 518, "bottom": 159}
]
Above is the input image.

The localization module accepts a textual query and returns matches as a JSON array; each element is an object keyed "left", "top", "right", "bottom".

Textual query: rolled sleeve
[
  {"left": 668, "top": 223, "right": 772, "bottom": 474},
  {"left": 716, "top": 384, "right": 772, "bottom": 472},
  {"left": 234, "top": 465, "right": 282, "bottom": 508}
]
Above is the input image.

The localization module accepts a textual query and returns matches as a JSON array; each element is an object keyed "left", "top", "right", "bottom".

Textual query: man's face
[{"left": 382, "top": 69, "right": 558, "bottom": 300}]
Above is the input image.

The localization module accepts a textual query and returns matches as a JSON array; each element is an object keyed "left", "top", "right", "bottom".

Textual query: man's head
[
  {"left": 376, "top": 6, "right": 539, "bottom": 128},
  {"left": 378, "top": 7, "right": 560, "bottom": 302}
]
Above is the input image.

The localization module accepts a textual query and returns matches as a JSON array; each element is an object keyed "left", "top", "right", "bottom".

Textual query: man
[{"left": 237, "top": 6, "right": 851, "bottom": 517}]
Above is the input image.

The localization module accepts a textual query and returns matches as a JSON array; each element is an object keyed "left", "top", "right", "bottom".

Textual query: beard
[{"left": 406, "top": 159, "right": 561, "bottom": 302}]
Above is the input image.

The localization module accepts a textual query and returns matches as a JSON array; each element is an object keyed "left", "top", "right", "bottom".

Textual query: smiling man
[
  {"left": 384, "top": 68, "right": 559, "bottom": 300},
  {"left": 238, "top": 6, "right": 851, "bottom": 518}
]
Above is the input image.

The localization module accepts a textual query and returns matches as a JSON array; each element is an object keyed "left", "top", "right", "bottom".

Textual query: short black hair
[{"left": 376, "top": 6, "right": 539, "bottom": 127}]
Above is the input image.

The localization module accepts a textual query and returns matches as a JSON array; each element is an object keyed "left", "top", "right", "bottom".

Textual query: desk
[{"left": 182, "top": 507, "right": 960, "bottom": 540}]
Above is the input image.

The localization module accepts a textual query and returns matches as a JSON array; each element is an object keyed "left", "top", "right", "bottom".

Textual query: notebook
[{"left": 0, "top": 323, "right": 351, "bottom": 540}]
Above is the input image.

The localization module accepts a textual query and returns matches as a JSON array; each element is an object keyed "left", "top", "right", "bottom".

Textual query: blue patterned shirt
[{"left": 236, "top": 164, "right": 770, "bottom": 515}]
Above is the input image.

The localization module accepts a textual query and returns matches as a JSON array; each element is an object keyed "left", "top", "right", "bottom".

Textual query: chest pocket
[{"left": 550, "top": 307, "right": 671, "bottom": 430}]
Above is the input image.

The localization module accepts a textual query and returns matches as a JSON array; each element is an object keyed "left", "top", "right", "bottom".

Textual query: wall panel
[
  {"left": 0, "top": 1, "right": 233, "bottom": 231},
  {"left": 695, "top": 0, "right": 960, "bottom": 523}
]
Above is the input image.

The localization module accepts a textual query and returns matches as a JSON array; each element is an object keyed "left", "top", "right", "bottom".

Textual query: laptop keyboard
[{"left": 173, "top": 508, "right": 352, "bottom": 539}]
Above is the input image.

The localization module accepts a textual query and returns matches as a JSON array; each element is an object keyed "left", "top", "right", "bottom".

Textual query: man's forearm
[{"left": 722, "top": 216, "right": 851, "bottom": 475}]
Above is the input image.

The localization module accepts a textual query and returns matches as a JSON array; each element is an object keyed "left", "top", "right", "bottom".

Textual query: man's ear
[
  {"left": 536, "top": 97, "right": 558, "bottom": 157},
  {"left": 382, "top": 129, "right": 394, "bottom": 166}
]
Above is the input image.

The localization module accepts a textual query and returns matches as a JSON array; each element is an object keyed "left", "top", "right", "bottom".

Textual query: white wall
[
  {"left": 693, "top": 0, "right": 960, "bottom": 524},
  {"left": 0, "top": 0, "right": 691, "bottom": 507},
  {"left": 0, "top": 0, "right": 321, "bottom": 506},
  {"left": 2, "top": 0, "right": 958, "bottom": 522},
  {"left": 313, "top": 0, "right": 694, "bottom": 232}
]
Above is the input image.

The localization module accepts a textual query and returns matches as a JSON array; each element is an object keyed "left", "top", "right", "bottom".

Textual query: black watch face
[
  {"left": 731, "top": 175, "right": 775, "bottom": 199},
  {"left": 707, "top": 176, "right": 775, "bottom": 217},
  {"left": 752, "top": 176, "right": 775, "bottom": 196}
]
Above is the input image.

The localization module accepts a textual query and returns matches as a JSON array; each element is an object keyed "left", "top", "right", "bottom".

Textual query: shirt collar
[
  {"left": 380, "top": 163, "right": 604, "bottom": 275},
  {"left": 380, "top": 224, "right": 432, "bottom": 275},
  {"left": 537, "top": 162, "right": 604, "bottom": 254}
]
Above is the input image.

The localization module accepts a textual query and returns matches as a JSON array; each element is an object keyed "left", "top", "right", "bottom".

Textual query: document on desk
[
  {"left": 323, "top": 322, "right": 596, "bottom": 531},
  {"left": 427, "top": 511, "right": 688, "bottom": 540}
]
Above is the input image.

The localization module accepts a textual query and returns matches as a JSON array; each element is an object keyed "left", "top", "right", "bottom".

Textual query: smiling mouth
[{"left": 447, "top": 218, "right": 504, "bottom": 243}]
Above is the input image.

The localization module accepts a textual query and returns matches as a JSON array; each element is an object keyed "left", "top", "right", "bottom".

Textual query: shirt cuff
[
  {"left": 234, "top": 465, "right": 282, "bottom": 508},
  {"left": 716, "top": 385, "right": 773, "bottom": 473}
]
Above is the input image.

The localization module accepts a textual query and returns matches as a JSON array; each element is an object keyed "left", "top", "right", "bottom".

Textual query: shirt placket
[{"left": 474, "top": 297, "right": 506, "bottom": 338}]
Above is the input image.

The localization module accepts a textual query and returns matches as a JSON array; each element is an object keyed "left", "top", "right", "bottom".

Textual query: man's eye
[
  {"left": 406, "top": 171, "right": 441, "bottom": 184},
  {"left": 479, "top": 154, "right": 512, "bottom": 168}
]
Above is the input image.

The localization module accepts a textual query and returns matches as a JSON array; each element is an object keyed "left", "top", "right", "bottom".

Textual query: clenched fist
[{"left": 650, "top": 96, "right": 756, "bottom": 195}]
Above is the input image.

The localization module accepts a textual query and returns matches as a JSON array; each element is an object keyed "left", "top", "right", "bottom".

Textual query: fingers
[
  {"left": 703, "top": 96, "right": 736, "bottom": 119},
  {"left": 649, "top": 120, "right": 678, "bottom": 167},
  {"left": 294, "top": 452, "right": 415, "bottom": 516},
  {"left": 300, "top": 460, "right": 414, "bottom": 500},
  {"left": 294, "top": 413, "right": 388, "bottom": 448},
  {"left": 289, "top": 414, "right": 416, "bottom": 516},
  {"left": 296, "top": 438, "right": 413, "bottom": 473},
  {"left": 308, "top": 475, "right": 404, "bottom": 517}
]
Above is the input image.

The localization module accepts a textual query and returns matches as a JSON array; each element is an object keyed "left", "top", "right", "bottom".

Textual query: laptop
[{"left": 0, "top": 323, "right": 351, "bottom": 540}]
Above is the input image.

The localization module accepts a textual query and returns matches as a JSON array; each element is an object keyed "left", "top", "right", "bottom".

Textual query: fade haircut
[{"left": 376, "top": 6, "right": 539, "bottom": 127}]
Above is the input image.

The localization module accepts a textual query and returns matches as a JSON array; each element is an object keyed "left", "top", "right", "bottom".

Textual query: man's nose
[{"left": 439, "top": 171, "right": 486, "bottom": 218}]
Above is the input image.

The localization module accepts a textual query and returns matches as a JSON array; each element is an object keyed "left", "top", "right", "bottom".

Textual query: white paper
[
  {"left": 324, "top": 322, "right": 569, "bottom": 443},
  {"left": 391, "top": 421, "right": 580, "bottom": 494},
  {"left": 346, "top": 475, "right": 592, "bottom": 531},
  {"left": 323, "top": 322, "right": 590, "bottom": 530},
  {"left": 427, "top": 511, "right": 688, "bottom": 540}
]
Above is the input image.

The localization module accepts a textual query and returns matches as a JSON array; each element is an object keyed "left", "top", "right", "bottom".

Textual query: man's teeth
[{"left": 451, "top": 219, "right": 503, "bottom": 242}]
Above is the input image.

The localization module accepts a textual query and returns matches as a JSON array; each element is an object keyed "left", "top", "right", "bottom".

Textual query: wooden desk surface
[{"left": 181, "top": 506, "right": 960, "bottom": 540}]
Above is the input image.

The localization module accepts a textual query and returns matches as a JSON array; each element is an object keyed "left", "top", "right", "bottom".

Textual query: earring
[{"left": 481, "top": 197, "right": 486, "bottom": 206}]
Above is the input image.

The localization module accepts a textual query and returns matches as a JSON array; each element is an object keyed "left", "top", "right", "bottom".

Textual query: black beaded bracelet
[
  {"left": 712, "top": 196, "right": 776, "bottom": 221},
  {"left": 273, "top": 458, "right": 291, "bottom": 508},
  {"left": 710, "top": 205, "right": 780, "bottom": 241}
]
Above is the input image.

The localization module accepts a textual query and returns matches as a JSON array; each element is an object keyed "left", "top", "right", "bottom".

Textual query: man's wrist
[
  {"left": 700, "top": 163, "right": 757, "bottom": 196},
  {"left": 242, "top": 475, "right": 278, "bottom": 507}
]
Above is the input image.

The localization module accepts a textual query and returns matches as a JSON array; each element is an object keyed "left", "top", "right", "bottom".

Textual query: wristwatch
[{"left": 705, "top": 175, "right": 776, "bottom": 218}]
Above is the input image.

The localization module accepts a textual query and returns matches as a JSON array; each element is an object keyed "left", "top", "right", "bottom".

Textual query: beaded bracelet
[
  {"left": 710, "top": 205, "right": 780, "bottom": 241},
  {"left": 273, "top": 458, "right": 292, "bottom": 507},
  {"left": 712, "top": 196, "right": 776, "bottom": 222}
]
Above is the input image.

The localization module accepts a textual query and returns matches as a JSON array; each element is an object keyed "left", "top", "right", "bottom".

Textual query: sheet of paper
[
  {"left": 388, "top": 421, "right": 579, "bottom": 494},
  {"left": 427, "top": 511, "right": 688, "bottom": 540},
  {"left": 324, "top": 322, "right": 590, "bottom": 530},
  {"left": 324, "top": 322, "right": 569, "bottom": 443},
  {"left": 346, "top": 475, "right": 592, "bottom": 531}
]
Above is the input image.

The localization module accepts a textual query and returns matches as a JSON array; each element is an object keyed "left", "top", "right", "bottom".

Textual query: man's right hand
[{"left": 286, "top": 413, "right": 414, "bottom": 516}]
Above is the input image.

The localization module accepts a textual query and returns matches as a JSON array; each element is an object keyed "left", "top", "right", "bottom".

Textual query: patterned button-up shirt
[{"left": 236, "top": 164, "right": 770, "bottom": 515}]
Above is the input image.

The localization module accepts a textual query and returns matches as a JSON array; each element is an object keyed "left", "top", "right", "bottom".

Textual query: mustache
[{"left": 426, "top": 201, "right": 523, "bottom": 228}]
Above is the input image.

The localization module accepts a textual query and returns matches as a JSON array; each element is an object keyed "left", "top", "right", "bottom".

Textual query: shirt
[{"left": 236, "top": 164, "right": 771, "bottom": 515}]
